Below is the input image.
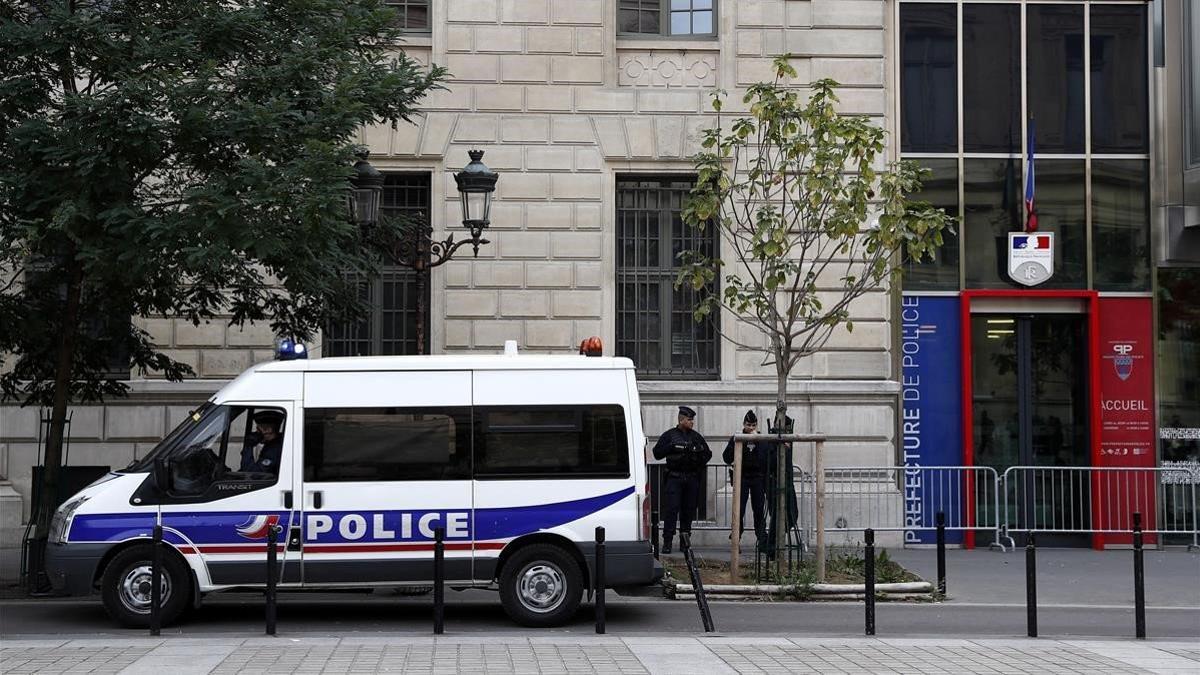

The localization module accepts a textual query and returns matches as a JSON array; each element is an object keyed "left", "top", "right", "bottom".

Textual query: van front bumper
[
  {"left": 584, "top": 540, "right": 662, "bottom": 587},
  {"left": 45, "top": 543, "right": 109, "bottom": 596}
]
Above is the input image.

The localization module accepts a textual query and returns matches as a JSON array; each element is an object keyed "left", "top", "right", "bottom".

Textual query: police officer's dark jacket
[
  {"left": 722, "top": 437, "right": 773, "bottom": 478},
  {"left": 652, "top": 426, "right": 712, "bottom": 473},
  {"left": 240, "top": 436, "right": 283, "bottom": 474}
]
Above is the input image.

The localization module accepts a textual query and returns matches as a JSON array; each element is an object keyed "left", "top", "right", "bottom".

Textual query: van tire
[
  {"left": 100, "top": 545, "right": 191, "bottom": 628},
  {"left": 499, "top": 544, "right": 583, "bottom": 627}
]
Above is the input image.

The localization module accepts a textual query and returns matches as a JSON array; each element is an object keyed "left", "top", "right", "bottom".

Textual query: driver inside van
[{"left": 240, "top": 410, "right": 284, "bottom": 474}]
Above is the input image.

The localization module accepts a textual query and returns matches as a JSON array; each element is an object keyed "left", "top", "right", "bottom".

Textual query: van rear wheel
[
  {"left": 100, "top": 545, "right": 191, "bottom": 628},
  {"left": 499, "top": 544, "right": 583, "bottom": 627}
]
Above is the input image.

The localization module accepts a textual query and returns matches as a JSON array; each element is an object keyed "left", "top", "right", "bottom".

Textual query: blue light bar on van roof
[{"left": 275, "top": 338, "right": 308, "bottom": 361}]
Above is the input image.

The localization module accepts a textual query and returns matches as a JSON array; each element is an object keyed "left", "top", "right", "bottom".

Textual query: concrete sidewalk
[{"left": 3, "top": 635, "right": 1199, "bottom": 674}]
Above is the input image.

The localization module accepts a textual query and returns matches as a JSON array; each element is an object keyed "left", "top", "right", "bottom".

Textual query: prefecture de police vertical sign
[{"left": 900, "top": 295, "right": 962, "bottom": 544}]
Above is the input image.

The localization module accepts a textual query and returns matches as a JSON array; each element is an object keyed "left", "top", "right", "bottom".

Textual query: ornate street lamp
[
  {"left": 454, "top": 149, "right": 498, "bottom": 255},
  {"left": 374, "top": 149, "right": 497, "bottom": 354},
  {"left": 349, "top": 147, "right": 384, "bottom": 227}
]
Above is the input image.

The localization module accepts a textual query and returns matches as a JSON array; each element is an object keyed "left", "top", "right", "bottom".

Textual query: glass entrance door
[{"left": 972, "top": 314, "right": 1090, "bottom": 545}]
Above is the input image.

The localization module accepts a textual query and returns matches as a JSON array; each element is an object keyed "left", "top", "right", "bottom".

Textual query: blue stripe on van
[
  {"left": 475, "top": 486, "right": 633, "bottom": 541},
  {"left": 68, "top": 486, "right": 635, "bottom": 545}
]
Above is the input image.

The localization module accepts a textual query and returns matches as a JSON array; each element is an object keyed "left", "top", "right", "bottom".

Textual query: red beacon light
[{"left": 578, "top": 336, "right": 603, "bottom": 357}]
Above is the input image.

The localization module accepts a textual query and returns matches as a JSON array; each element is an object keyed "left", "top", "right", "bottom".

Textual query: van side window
[
  {"left": 475, "top": 405, "right": 630, "bottom": 478},
  {"left": 303, "top": 407, "right": 471, "bottom": 482},
  {"left": 165, "top": 405, "right": 283, "bottom": 497}
]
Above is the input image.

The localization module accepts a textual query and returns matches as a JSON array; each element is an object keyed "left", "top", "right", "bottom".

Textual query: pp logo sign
[{"left": 1113, "top": 344, "right": 1134, "bottom": 381}]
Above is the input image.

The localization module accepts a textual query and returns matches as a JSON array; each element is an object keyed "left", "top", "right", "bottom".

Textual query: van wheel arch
[
  {"left": 94, "top": 539, "right": 198, "bottom": 599},
  {"left": 495, "top": 534, "right": 589, "bottom": 589}
]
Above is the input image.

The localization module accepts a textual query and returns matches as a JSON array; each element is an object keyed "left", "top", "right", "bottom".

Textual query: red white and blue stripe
[{"left": 66, "top": 486, "right": 634, "bottom": 557}]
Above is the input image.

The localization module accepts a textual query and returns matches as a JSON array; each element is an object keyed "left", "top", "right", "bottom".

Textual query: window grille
[
  {"left": 23, "top": 259, "right": 130, "bottom": 379},
  {"left": 616, "top": 177, "right": 719, "bottom": 379},
  {"left": 323, "top": 173, "right": 431, "bottom": 357}
]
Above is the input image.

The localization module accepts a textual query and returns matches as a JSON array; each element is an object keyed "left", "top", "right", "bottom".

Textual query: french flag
[
  {"left": 1013, "top": 235, "right": 1050, "bottom": 250},
  {"left": 1025, "top": 118, "right": 1038, "bottom": 233}
]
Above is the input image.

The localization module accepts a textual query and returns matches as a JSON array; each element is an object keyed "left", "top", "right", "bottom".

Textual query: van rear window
[
  {"left": 304, "top": 408, "right": 471, "bottom": 482},
  {"left": 475, "top": 405, "right": 630, "bottom": 479}
]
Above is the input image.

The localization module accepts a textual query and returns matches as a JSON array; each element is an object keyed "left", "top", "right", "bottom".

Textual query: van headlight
[{"left": 49, "top": 496, "right": 89, "bottom": 544}]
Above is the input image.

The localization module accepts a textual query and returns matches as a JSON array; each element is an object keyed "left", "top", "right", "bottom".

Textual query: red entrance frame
[{"left": 959, "top": 290, "right": 1102, "bottom": 549}]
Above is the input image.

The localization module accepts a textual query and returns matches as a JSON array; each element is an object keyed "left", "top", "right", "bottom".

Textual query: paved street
[
  {"left": 3, "top": 635, "right": 1199, "bottom": 674},
  {"left": 884, "top": 548, "right": 1200, "bottom": 608},
  {"left": 2, "top": 548, "right": 1197, "bottom": 671},
  {"left": 2, "top": 591, "right": 1199, "bottom": 639}
]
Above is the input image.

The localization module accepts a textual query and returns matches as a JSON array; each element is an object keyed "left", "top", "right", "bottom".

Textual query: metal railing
[
  {"left": 998, "top": 466, "right": 1200, "bottom": 549},
  {"left": 812, "top": 465, "right": 1002, "bottom": 536},
  {"left": 649, "top": 462, "right": 1200, "bottom": 554}
]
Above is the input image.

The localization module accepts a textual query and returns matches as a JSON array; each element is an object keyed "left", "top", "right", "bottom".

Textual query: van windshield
[{"left": 122, "top": 402, "right": 217, "bottom": 473}]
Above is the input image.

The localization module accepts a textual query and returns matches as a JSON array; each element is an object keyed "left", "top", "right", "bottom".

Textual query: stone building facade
[{"left": 0, "top": 0, "right": 896, "bottom": 546}]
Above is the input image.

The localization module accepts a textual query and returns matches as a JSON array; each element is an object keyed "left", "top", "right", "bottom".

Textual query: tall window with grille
[
  {"left": 23, "top": 259, "right": 130, "bottom": 379},
  {"left": 616, "top": 177, "right": 719, "bottom": 379},
  {"left": 323, "top": 173, "right": 431, "bottom": 357}
]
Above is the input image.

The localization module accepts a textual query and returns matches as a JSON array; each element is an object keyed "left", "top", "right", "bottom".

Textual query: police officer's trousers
[
  {"left": 736, "top": 474, "right": 767, "bottom": 540},
  {"left": 662, "top": 472, "right": 701, "bottom": 542}
]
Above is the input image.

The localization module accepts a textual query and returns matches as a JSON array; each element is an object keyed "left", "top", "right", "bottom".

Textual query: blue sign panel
[{"left": 900, "top": 295, "right": 963, "bottom": 544}]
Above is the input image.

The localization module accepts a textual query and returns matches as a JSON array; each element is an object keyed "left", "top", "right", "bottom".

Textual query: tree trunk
[
  {"left": 33, "top": 254, "right": 84, "bottom": 543},
  {"left": 773, "top": 349, "right": 789, "bottom": 578}
]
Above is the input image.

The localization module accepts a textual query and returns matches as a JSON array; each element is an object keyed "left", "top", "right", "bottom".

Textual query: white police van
[{"left": 46, "top": 342, "right": 659, "bottom": 627}]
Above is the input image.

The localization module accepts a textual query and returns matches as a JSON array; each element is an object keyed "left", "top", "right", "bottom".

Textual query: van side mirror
[{"left": 153, "top": 456, "right": 173, "bottom": 494}]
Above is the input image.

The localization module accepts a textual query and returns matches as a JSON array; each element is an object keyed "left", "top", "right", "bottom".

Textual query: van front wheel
[
  {"left": 499, "top": 544, "right": 583, "bottom": 627},
  {"left": 100, "top": 545, "right": 191, "bottom": 628}
]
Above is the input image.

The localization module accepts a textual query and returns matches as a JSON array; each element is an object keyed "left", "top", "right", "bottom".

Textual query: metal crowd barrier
[
  {"left": 813, "top": 465, "right": 1002, "bottom": 539},
  {"left": 998, "top": 466, "right": 1200, "bottom": 549},
  {"left": 649, "top": 462, "right": 1200, "bottom": 552}
]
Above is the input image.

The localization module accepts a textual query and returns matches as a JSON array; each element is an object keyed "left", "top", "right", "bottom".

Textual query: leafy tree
[
  {"left": 679, "top": 57, "right": 953, "bottom": 556},
  {"left": 0, "top": 0, "right": 446, "bottom": 558}
]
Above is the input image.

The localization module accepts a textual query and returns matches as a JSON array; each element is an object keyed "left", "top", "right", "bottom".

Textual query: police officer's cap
[
  {"left": 678, "top": 406, "right": 696, "bottom": 420},
  {"left": 253, "top": 410, "right": 284, "bottom": 428},
  {"left": 743, "top": 409, "right": 757, "bottom": 425}
]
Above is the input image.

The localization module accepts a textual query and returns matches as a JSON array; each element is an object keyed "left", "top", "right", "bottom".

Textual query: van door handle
[
  {"left": 283, "top": 490, "right": 293, "bottom": 509},
  {"left": 312, "top": 490, "right": 323, "bottom": 509},
  {"left": 287, "top": 525, "right": 303, "bottom": 552}
]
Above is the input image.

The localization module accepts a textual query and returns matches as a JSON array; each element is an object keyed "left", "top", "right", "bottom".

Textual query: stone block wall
[
  {"left": 131, "top": 317, "right": 278, "bottom": 379},
  {"left": 359, "top": 0, "right": 891, "bottom": 371},
  {"left": 0, "top": 1, "right": 902, "bottom": 549}
]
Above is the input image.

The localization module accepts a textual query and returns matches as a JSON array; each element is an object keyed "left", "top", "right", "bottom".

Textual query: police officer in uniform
[
  {"left": 652, "top": 405, "right": 711, "bottom": 554},
  {"left": 722, "top": 410, "right": 769, "bottom": 549},
  {"left": 240, "top": 410, "right": 284, "bottom": 474}
]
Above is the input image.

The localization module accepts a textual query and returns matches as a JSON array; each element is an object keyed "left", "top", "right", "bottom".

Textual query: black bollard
[
  {"left": 433, "top": 526, "right": 445, "bottom": 635},
  {"left": 681, "top": 533, "right": 715, "bottom": 633},
  {"left": 651, "top": 509, "right": 660, "bottom": 559},
  {"left": 595, "top": 526, "right": 606, "bottom": 634},
  {"left": 864, "top": 528, "right": 876, "bottom": 636},
  {"left": 1133, "top": 512, "right": 1146, "bottom": 639},
  {"left": 1025, "top": 533, "right": 1038, "bottom": 638},
  {"left": 150, "top": 524, "right": 162, "bottom": 636},
  {"left": 265, "top": 524, "right": 279, "bottom": 635},
  {"left": 936, "top": 511, "right": 947, "bottom": 596}
]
